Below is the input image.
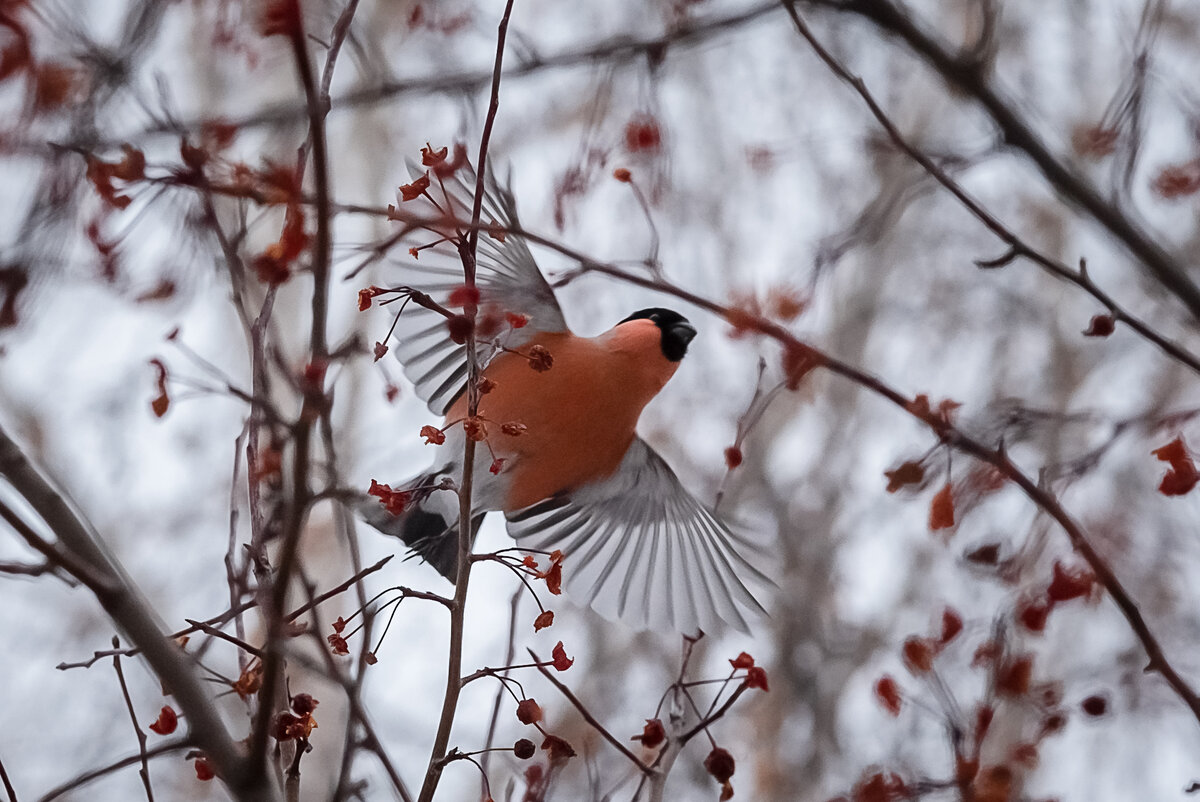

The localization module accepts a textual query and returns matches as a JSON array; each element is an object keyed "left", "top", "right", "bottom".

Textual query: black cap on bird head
[{"left": 619, "top": 308, "right": 697, "bottom": 362}]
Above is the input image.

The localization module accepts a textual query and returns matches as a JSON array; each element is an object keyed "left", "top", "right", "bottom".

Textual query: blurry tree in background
[{"left": 3, "top": 0, "right": 1200, "bottom": 800}]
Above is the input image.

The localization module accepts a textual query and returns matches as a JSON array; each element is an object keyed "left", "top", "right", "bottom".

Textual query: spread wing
[
  {"left": 387, "top": 162, "right": 567, "bottom": 415},
  {"left": 505, "top": 438, "right": 771, "bottom": 634}
]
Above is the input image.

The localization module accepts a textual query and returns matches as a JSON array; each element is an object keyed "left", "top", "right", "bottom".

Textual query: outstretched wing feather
[
  {"left": 386, "top": 162, "right": 567, "bottom": 415},
  {"left": 506, "top": 438, "right": 769, "bottom": 633}
]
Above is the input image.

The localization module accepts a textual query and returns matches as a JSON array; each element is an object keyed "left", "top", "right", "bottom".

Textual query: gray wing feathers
[
  {"left": 505, "top": 438, "right": 770, "bottom": 634},
  {"left": 388, "top": 162, "right": 566, "bottom": 415}
]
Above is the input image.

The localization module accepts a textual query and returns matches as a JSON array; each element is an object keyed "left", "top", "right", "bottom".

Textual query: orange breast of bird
[{"left": 445, "top": 320, "right": 679, "bottom": 512}]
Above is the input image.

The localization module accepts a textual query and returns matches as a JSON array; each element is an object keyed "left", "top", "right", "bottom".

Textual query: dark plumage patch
[{"left": 619, "top": 307, "right": 697, "bottom": 362}]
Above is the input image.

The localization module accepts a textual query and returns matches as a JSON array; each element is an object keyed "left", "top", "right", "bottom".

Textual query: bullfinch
[{"left": 361, "top": 164, "right": 769, "bottom": 633}]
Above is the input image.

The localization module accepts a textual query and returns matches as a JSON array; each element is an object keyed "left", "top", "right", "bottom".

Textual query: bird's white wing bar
[
  {"left": 388, "top": 163, "right": 567, "bottom": 415},
  {"left": 505, "top": 437, "right": 771, "bottom": 634}
]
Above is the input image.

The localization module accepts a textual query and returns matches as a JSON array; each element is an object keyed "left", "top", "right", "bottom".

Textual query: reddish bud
[
  {"left": 149, "top": 358, "right": 170, "bottom": 418},
  {"left": 358, "top": 286, "right": 387, "bottom": 311},
  {"left": 194, "top": 758, "right": 214, "bottom": 781},
  {"left": 997, "top": 654, "right": 1034, "bottom": 697},
  {"left": 368, "top": 479, "right": 410, "bottom": 516},
  {"left": 874, "top": 675, "right": 902, "bottom": 716},
  {"left": 542, "top": 734, "right": 576, "bottom": 764},
  {"left": 637, "top": 718, "right": 666, "bottom": 748},
  {"left": 703, "top": 746, "right": 736, "bottom": 784},
  {"left": 551, "top": 641, "right": 574, "bottom": 671},
  {"left": 1153, "top": 160, "right": 1200, "bottom": 198},
  {"left": 514, "top": 738, "right": 536, "bottom": 759},
  {"left": 745, "top": 665, "right": 769, "bottom": 691},
  {"left": 533, "top": 610, "right": 554, "bottom": 631},
  {"left": 373, "top": 341, "right": 388, "bottom": 361},
  {"left": 1155, "top": 436, "right": 1200, "bottom": 495},
  {"left": 420, "top": 425, "right": 446, "bottom": 445},
  {"left": 1081, "top": 694, "right": 1108, "bottom": 716},
  {"left": 463, "top": 417, "right": 487, "bottom": 442},
  {"left": 613, "top": 167, "right": 632, "bottom": 182},
  {"left": 767, "top": 286, "right": 807, "bottom": 321},
  {"left": 724, "top": 446, "right": 743, "bottom": 469},
  {"left": 448, "top": 284, "right": 481, "bottom": 308},
  {"left": 1083, "top": 314, "right": 1115, "bottom": 337},
  {"left": 291, "top": 693, "right": 318, "bottom": 715},
  {"left": 327, "top": 633, "right": 349, "bottom": 655},
  {"left": 902, "top": 637, "right": 935, "bottom": 674},
  {"left": 233, "top": 663, "right": 263, "bottom": 699},
  {"left": 421, "top": 144, "right": 448, "bottom": 166},
  {"left": 446, "top": 314, "right": 473, "bottom": 344},
  {"left": 1046, "top": 561, "right": 1095, "bottom": 602},
  {"left": 729, "top": 652, "right": 755, "bottom": 670},
  {"left": 398, "top": 172, "right": 431, "bottom": 202},
  {"left": 505, "top": 311, "right": 529, "bottom": 329},
  {"left": 516, "top": 698, "right": 543, "bottom": 725},
  {"left": 542, "top": 561, "right": 563, "bottom": 595},
  {"left": 929, "top": 483, "right": 955, "bottom": 530},
  {"left": 782, "top": 341, "right": 822, "bottom": 390},
  {"left": 489, "top": 458, "right": 506, "bottom": 475},
  {"left": 148, "top": 706, "right": 178, "bottom": 735},
  {"left": 884, "top": 461, "right": 925, "bottom": 493},
  {"left": 940, "top": 608, "right": 964, "bottom": 644},
  {"left": 1018, "top": 597, "right": 1051, "bottom": 633},
  {"left": 477, "top": 376, "right": 497, "bottom": 394},
  {"left": 528, "top": 344, "right": 554, "bottom": 372},
  {"left": 625, "top": 115, "right": 663, "bottom": 153}
]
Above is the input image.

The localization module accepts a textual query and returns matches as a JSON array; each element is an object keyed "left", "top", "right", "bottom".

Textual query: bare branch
[
  {"left": 0, "top": 424, "right": 257, "bottom": 795},
  {"left": 111, "top": 638, "right": 155, "bottom": 802},
  {"left": 529, "top": 649, "right": 653, "bottom": 773},
  {"left": 800, "top": 0, "right": 1200, "bottom": 322}
]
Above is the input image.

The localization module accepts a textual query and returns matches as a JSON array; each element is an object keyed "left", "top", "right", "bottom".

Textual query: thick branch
[
  {"left": 804, "top": 0, "right": 1200, "bottom": 321},
  {"left": 0, "top": 424, "right": 260, "bottom": 796}
]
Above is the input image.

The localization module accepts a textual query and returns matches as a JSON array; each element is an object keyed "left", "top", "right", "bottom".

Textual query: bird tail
[{"left": 358, "top": 473, "right": 484, "bottom": 582}]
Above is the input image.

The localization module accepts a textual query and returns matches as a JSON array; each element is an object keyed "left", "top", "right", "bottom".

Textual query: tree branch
[
  {"left": 0, "top": 424, "right": 260, "bottom": 797},
  {"left": 802, "top": 0, "right": 1200, "bottom": 321}
]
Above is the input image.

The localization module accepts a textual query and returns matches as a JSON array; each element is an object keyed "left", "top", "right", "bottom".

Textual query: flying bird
[{"left": 361, "top": 163, "right": 769, "bottom": 633}]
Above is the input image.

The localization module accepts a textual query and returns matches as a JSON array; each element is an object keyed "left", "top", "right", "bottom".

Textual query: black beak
[
  {"left": 671, "top": 321, "right": 697, "bottom": 346},
  {"left": 662, "top": 321, "right": 697, "bottom": 361}
]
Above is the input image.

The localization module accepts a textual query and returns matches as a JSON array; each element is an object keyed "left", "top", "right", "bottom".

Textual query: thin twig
[
  {"left": 101, "top": 1, "right": 782, "bottom": 147},
  {"left": 0, "top": 426, "right": 253, "bottom": 793},
  {"left": 799, "top": 0, "right": 1200, "bottom": 322},
  {"left": 185, "top": 619, "right": 265, "bottom": 658},
  {"left": 529, "top": 649, "right": 652, "bottom": 773},
  {"left": 249, "top": 2, "right": 338, "bottom": 780},
  {"left": 284, "top": 555, "right": 397, "bottom": 621},
  {"left": 0, "top": 755, "right": 15, "bottom": 802},
  {"left": 781, "top": 0, "right": 1200, "bottom": 378},
  {"left": 416, "top": 3, "right": 517, "bottom": 801},
  {"left": 479, "top": 586, "right": 523, "bottom": 789},
  {"left": 111, "top": 638, "right": 155, "bottom": 802},
  {"left": 36, "top": 741, "right": 189, "bottom": 802}
]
